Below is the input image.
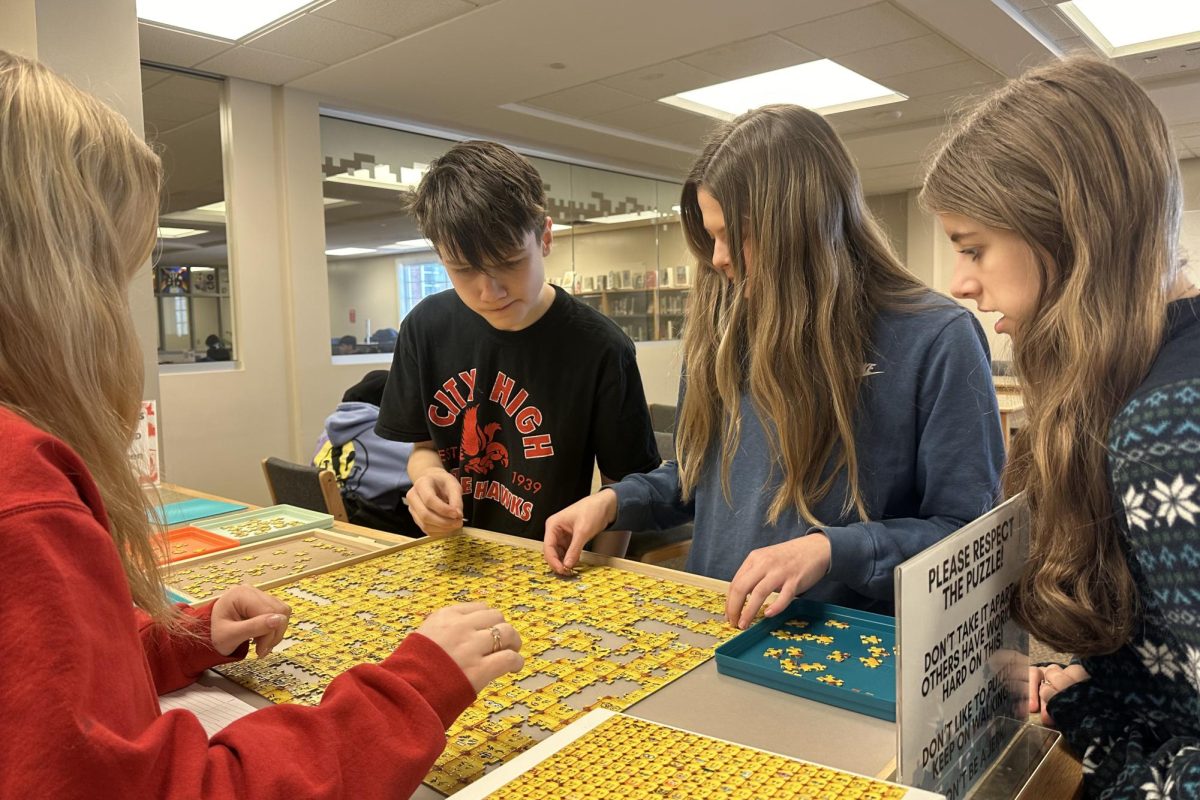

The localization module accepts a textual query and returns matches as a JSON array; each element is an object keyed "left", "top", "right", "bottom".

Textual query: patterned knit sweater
[{"left": 1048, "top": 297, "right": 1200, "bottom": 799}]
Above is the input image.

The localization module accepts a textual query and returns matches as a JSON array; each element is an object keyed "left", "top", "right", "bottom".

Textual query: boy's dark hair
[
  {"left": 343, "top": 369, "right": 389, "bottom": 405},
  {"left": 410, "top": 140, "right": 546, "bottom": 271}
]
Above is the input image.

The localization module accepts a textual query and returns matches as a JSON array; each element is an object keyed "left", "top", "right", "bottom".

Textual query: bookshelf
[{"left": 576, "top": 286, "right": 689, "bottom": 342}]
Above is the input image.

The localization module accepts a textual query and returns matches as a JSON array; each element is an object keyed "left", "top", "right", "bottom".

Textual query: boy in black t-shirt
[{"left": 376, "top": 140, "right": 660, "bottom": 545}]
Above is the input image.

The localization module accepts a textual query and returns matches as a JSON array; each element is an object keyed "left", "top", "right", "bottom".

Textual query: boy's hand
[
  {"left": 415, "top": 602, "right": 524, "bottom": 693},
  {"left": 210, "top": 585, "right": 292, "bottom": 657},
  {"left": 406, "top": 469, "right": 465, "bottom": 536},
  {"left": 725, "top": 534, "right": 831, "bottom": 629},
  {"left": 543, "top": 489, "right": 618, "bottom": 574}
]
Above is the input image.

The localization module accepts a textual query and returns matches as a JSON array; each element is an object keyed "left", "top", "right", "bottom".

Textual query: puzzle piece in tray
[
  {"left": 860, "top": 634, "right": 882, "bottom": 645},
  {"left": 825, "top": 619, "right": 850, "bottom": 629},
  {"left": 482, "top": 714, "right": 912, "bottom": 799},
  {"left": 827, "top": 650, "right": 850, "bottom": 663},
  {"left": 215, "top": 536, "right": 734, "bottom": 794},
  {"left": 817, "top": 674, "right": 845, "bottom": 687}
]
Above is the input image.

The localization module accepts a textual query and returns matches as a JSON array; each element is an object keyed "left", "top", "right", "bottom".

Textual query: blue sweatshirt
[
  {"left": 610, "top": 296, "right": 1005, "bottom": 613},
  {"left": 314, "top": 402, "right": 413, "bottom": 512}
]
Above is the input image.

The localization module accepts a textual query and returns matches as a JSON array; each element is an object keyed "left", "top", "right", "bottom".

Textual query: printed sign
[
  {"left": 130, "top": 399, "right": 160, "bottom": 485},
  {"left": 895, "top": 494, "right": 1030, "bottom": 798}
]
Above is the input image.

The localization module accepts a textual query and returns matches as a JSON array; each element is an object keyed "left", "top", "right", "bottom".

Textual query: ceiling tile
[
  {"left": 196, "top": 46, "right": 325, "bottom": 85},
  {"left": 880, "top": 59, "right": 1003, "bottom": 97},
  {"left": 141, "top": 91, "right": 213, "bottom": 128},
  {"left": 1056, "top": 35, "right": 1097, "bottom": 54},
  {"left": 836, "top": 34, "right": 972, "bottom": 80},
  {"left": 139, "top": 23, "right": 232, "bottom": 68},
  {"left": 1022, "top": 6, "right": 1079, "bottom": 41},
  {"left": 642, "top": 115, "right": 722, "bottom": 146},
  {"left": 778, "top": 3, "right": 932, "bottom": 58},
  {"left": 1009, "top": 0, "right": 1049, "bottom": 8},
  {"left": 526, "top": 83, "right": 646, "bottom": 117},
  {"left": 312, "top": 0, "right": 477, "bottom": 39},
  {"left": 599, "top": 60, "right": 724, "bottom": 101},
  {"left": 247, "top": 14, "right": 392, "bottom": 65},
  {"left": 1173, "top": 122, "right": 1200, "bottom": 138},
  {"left": 767, "top": 0, "right": 881, "bottom": 25},
  {"left": 679, "top": 34, "right": 817, "bottom": 80},
  {"left": 587, "top": 101, "right": 707, "bottom": 132}
]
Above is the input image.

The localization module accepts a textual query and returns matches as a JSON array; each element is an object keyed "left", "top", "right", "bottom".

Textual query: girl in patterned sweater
[{"left": 922, "top": 57, "right": 1200, "bottom": 798}]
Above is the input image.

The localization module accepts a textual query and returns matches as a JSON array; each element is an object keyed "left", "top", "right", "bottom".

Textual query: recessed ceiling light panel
[
  {"left": 137, "top": 0, "right": 314, "bottom": 41},
  {"left": 659, "top": 60, "right": 906, "bottom": 120},
  {"left": 1059, "top": 0, "right": 1200, "bottom": 55}
]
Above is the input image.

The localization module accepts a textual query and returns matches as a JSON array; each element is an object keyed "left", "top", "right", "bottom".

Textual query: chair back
[
  {"left": 648, "top": 403, "right": 675, "bottom": 433},
  {"left": 260, "top": 457, "right": 348, "bottom": 522},
  {"left": 654, "top": 430, "right": 676, "bottom": 462}
]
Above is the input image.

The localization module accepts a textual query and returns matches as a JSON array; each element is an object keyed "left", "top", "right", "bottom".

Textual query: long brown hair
[
  {"left": 921, "top": 58, "right": 1182, "bottom": 655},
  {"left": 0, "top": 51, "right": 170, "bottom": 619},
  {"left": 677, "top": 104, "right": 925, "bottom": 525}
]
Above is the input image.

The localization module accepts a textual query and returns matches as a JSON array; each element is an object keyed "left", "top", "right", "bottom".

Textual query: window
[
  {"left": 142, "top": 65, "right": 235, "bottom": 365},
  {"left": 319, "top": 115, "right": 686, "bottom": 355}
]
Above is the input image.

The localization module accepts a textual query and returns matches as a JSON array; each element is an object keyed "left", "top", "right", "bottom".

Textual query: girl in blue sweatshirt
[{"left": 544, "top": 104, "right": 1004, "bottom": 626}]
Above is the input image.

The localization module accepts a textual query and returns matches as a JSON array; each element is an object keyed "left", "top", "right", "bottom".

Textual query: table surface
[{"left": 154, "top": 484, "right": 900, "bottom": 795}]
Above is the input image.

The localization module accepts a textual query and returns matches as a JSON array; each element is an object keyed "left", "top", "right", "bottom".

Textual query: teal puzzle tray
[
  {"left": 194, "top": 504, "right": 334, "bottom": 544},
  {"left": 715, "top": 598, "right": 896, "bottom": 721},
  {"left": 150, "top": 498, "right": 247, "bottom": 526}
]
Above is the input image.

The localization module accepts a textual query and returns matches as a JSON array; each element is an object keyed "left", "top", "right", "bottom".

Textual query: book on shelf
[{"left": 645, "top": 269, "right": 658, "bottom": 289}]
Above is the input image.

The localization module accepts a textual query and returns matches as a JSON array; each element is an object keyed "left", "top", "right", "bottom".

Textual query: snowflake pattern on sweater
[{"left": 1047, "top": 299, "right": 1200, "bottom": 800}]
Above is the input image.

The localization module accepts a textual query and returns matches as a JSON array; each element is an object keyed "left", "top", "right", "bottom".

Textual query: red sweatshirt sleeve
[{"left": 0, "top": 501, "right": 477, "bottom": 800}]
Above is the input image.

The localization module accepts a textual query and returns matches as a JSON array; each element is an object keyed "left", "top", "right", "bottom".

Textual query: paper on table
[{"left": 158, "top": 683, "right": 258, "bottom": 737}]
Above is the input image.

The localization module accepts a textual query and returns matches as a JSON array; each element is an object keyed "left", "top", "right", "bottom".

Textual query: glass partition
[
  {"left": 319, "top": 116, "right": 687, "bottom": 354},
  {"left": 143, "top": 64, "right": 234, "bottom": 365}
]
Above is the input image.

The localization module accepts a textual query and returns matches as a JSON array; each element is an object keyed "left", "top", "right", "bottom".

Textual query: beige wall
[
  {"left": 327, "top": 256, "right": 401, "bottom": 340},
  {"left": 159, "top": 79, "right": 295, "bottom": 504}
]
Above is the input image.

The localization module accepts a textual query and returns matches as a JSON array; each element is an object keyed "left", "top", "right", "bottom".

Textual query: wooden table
[{"left": 155, "top": 486, "right": 1081, "bottom": 799}]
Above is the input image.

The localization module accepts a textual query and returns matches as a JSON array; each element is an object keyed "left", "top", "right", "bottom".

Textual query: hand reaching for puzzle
[
  {"left": 542, "top": 489, "right": 619, "bottom": 574},
  {"left": 416, "top": 602, "right": 524, "bottom": 693},
  {"left": 726, "top": 534, "right": 832, "bottom": 629},
  {"left": 406, "top": 467, "right": 466, "bottom": 536},
  {"left": 209, "top": 584, "right": 293, "bottom": 657}
]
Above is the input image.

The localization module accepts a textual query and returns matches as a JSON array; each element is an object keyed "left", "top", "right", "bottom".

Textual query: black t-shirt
[{"left": 376, "top": 286, "right": 660, "bottom": 539}]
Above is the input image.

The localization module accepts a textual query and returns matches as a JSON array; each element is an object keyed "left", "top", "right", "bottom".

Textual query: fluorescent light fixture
[
  {"left": 379, "top": 238, "right": 435, "bottom": 252},
  {"left": 325, "top": 247, "right": 376, "bottom": 257},
  {"left": 587, "top": 211, "right": 663, "bottom": 224},
  {"left": 136, "top": 0, "right": 313, "bottom": 41},
  {"left": 551, "top": 224, "right": 572, "bottom": 232},
  {"left": 1059, "top": 0, "right": 1200, "bottom": 55},
  {"left": 157, "top": 226, "right": 206, "bottom": 239},
  {"left": 659, "top": 60, "right": 906, "bottom": 120}
]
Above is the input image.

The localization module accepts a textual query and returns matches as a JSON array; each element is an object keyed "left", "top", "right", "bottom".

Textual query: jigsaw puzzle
[
  {"left": 216, "top": 535, "right": 732, "bottom": 794},
  {"left": 195, "top": 504, "right": 333, "bottom": 544},
  {"left": 475, "top": 712, "right": 917, "bottom": 799}
]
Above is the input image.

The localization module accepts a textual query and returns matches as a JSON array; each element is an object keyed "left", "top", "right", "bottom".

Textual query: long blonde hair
[
  {"left": 921, "top": 58, "right": 1182, "bottom": 655},
  {"left": 677, "top": 104, "right": 925, "bottom": 525},
  {"left": 0, "top": 51, "right": 170, "bottom": 619}
]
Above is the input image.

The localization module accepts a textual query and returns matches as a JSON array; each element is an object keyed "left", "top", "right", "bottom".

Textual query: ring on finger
[
  {"left": 490, "top": 625, "right": 502, "bottom": 654},
  {"left": 1041, "top": 679, "right": 1052, "bottom": 687}
]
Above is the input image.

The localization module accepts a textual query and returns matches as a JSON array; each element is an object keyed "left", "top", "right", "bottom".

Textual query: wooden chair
[{"left": 260, "top": 457, "right": 348, "bottom": 523}]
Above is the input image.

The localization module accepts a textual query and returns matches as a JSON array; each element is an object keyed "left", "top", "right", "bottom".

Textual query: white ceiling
[{"left": 139, "top": 0, "right": 1200, "bottom": 193}]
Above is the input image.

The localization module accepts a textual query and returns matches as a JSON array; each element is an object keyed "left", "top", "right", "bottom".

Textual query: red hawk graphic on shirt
[{"left": 460, "top": 404, "right": 508, "bottom": 475}]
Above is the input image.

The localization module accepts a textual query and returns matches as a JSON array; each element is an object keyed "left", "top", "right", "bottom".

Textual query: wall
[{"left": 159, "top": 79, "right": 294, "bottom": 505}]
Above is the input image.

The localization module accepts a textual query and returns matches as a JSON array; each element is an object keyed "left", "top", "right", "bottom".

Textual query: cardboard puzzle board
[
  {"left": 216, "top": 535, "right": 733, "bottom": 794},
  {"left": 163, "top": 529, "right": 391, "bottom": 603},
  {"left": 451, "top": 710, "right": 944, "bottom": 800}
]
